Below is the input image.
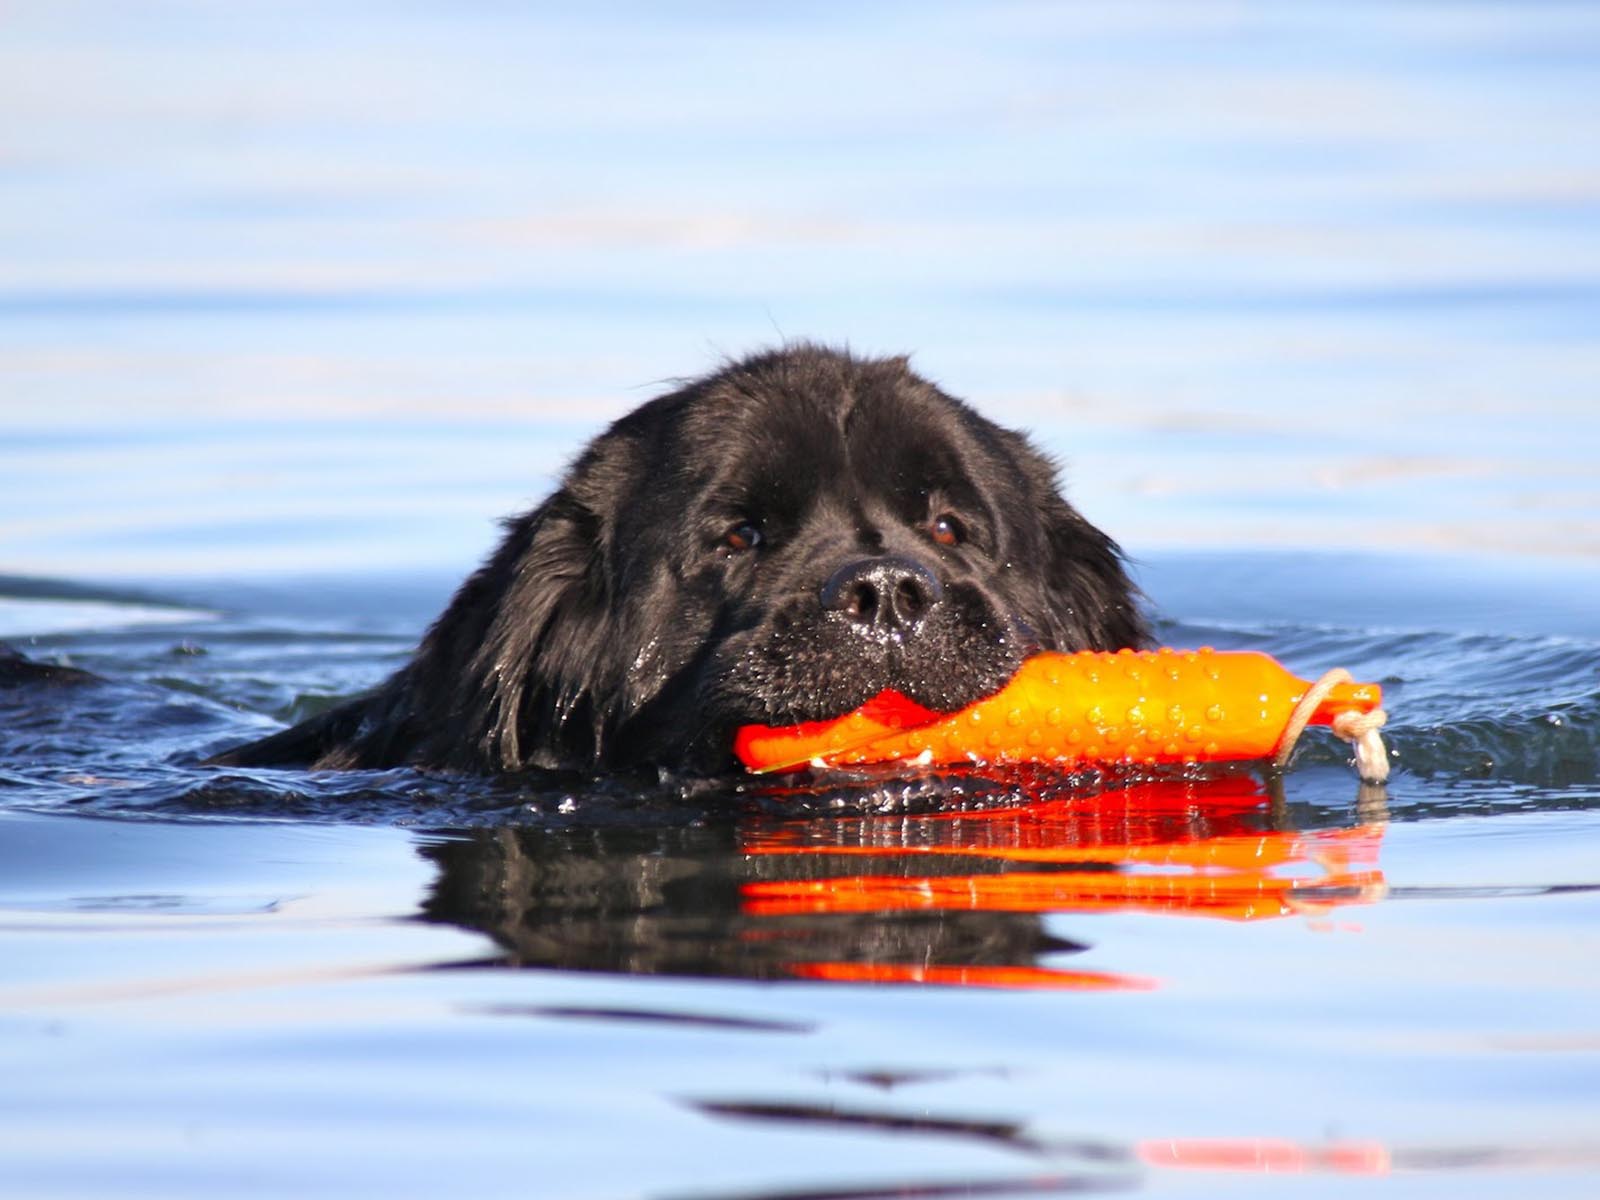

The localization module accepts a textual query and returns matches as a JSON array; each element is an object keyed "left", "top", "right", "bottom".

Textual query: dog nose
[{"left": 820, "top": 556, "right": 944, "bottom": 632}]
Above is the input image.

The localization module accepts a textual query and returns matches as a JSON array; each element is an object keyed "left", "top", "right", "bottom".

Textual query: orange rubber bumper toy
[{"left": 734, "top": 648, "right": 1383, "bottom": 775}]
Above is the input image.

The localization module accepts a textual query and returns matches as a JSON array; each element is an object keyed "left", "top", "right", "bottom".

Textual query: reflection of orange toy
[
  {"left": 740, "top": 776, "right": 1387, "bottom": 988},
  {"left": 734, "top": 649, "right": 1383, "bottom": 775},
  {"left": 744, "top": 820, "right": 1386, "bottom": 924},
  {"left": 1139, "top": 1139, "right": 1390, "bottom": 1175},
  {"left": 787, "top": 962, "right": 1154, "bottom": 990},
  {"left": 743, "top": 779, "right": 1386, "bottom": 924}
]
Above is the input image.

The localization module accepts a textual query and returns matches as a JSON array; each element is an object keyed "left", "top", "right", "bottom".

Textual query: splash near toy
[{"left": 733, "top": 648, "right": 1389, "bottom": 783}]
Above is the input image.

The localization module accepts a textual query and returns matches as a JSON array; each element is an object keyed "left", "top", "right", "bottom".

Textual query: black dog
[{"left": 210, "top": 345, "right": 1147, "bottom": 774}]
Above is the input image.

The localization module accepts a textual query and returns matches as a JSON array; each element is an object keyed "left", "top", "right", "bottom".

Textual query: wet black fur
[{"left": 209, "top": 345, "right": 1148, "bottom": 774}]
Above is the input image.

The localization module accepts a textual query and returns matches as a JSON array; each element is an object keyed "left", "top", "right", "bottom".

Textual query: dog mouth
[
  {"left": 710, "top": 599, "right": 1039, "bottom": 729},
  {"left": 814, "top": 647, "right": 1018, "bottom": 719}
]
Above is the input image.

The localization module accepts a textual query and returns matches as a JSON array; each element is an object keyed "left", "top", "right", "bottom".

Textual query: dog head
[{"left": 402, "top": 345, "right": 1147, "bottom": 772}]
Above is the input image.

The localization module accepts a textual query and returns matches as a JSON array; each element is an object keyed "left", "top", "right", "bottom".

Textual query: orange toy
[{"left": 733, "top": 648, "right": 1388, "bottom": 780}]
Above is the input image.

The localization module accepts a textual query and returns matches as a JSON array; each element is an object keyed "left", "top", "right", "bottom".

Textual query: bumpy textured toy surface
[{"left": 733, "top": 648, "right": 1382, "bottom": 773}]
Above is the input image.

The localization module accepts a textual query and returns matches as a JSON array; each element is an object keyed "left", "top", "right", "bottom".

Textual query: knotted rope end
[
  {"left": 1275, "top": 668, "right": 1391, "bottom": 785},
  {"left": 1333, "top": 707, "right": 1390, "bottom": 785}
]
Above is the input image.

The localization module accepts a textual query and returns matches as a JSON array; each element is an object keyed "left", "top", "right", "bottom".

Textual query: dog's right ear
[
  {"left": 397, "top": 488, "right": 619, "bottom": 772},
  {"left": 207, "top": 461, "right": 625, "bottom": 774}
]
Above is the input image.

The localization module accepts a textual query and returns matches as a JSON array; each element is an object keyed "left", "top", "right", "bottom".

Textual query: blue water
[{"left": 3, "top": 2, "right": 1600, "bottom": 1197}]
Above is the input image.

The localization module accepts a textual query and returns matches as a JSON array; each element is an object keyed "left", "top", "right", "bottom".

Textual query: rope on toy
[{"left": 1274, "top": 668, "right": 1390, "bottom": 784}]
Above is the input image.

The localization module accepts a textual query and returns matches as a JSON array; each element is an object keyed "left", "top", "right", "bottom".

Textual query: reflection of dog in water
[
  {"left": 421, "top": 820, "right": 1090, "bottom": 984},
  {"left": 420, "top": 776, "right": 1387, "bottom": 988}
]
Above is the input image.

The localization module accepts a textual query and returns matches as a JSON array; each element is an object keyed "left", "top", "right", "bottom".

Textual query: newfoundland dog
[{"left": 210, "top": 345, "right": 1148, "bottom": 775}]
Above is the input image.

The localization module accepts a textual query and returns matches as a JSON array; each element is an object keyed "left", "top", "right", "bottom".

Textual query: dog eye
[
  {"left": 930, "top": 514, "right": 964, "bottom": 547},
  {"left": 724, "top": 522, "right": 763, "bottom": 552}
]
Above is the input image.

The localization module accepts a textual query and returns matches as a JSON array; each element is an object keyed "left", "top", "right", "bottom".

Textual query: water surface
[
  {"left": 3, "top": 552, "right": 1598, "bottom": 1198},
  {"left": 3, "top": 2, "right": 1599, "bottom": 1197}
]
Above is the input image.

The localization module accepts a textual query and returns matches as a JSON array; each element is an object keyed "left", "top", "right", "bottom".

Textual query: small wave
[
  {"left": 0, "top": 574, "right": 216, "bottom": 639},
  {"left": 0, "top": 598, "right": 215, "bottom": 639},
  {"left": 1157, "top": 617, "right": 1600, "bottom": 790}
]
